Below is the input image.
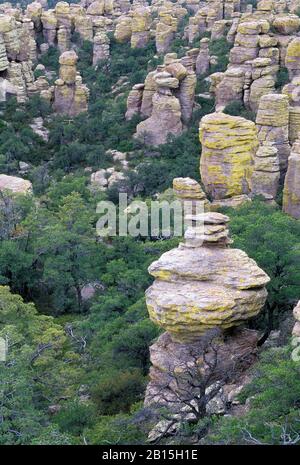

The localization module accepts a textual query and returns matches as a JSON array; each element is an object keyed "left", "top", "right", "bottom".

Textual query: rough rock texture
[
  {"left": 114, "top": 15, "right": 132, "bottom": 43},
  {"left": 125, "top": 83, "right": 144, "bottom": 120},
  {"left": 286, "top": 37, "right": 300, "bottom": 79},
  {"left": 172, "top": 177, "right": 210, "bottom": 212},
  {"left": 255, "top": 93, "right": 290, "bottom": 174},
  {"left": 155, "top": 10, "right": 178, "bottom": 55},
  {"left": 93, "top": 31, "right": 110, "bottom": 66},
  {"left": 196, "top": 38, "right": 210, "bottom": 76},
  {"left": 146, "top": 212, "right": 270, "bottom": 342},
  {"left": 199, "top": 112, "right": 258, "bottom": 202},
  {"left": 215, "top": 67, "right": 245, "bottom": 111},
  {"left": 292, "top": 301, "right": 300, "bottom": 338},
  {"left": 134, "top": 52, "right": 198, "bottom": 145},
  {"left": 251, "top": 143, "right": 280, "bottom": 201},
  {"left": 53, "top": 51, "right": 89, "bottom": 116},
  {"left": 145, "top": 328, "right": 260, "bottom": 414},
  {"left": 131, "top": 6, "right": 151, "bottom": 49},
  {"left": 0, "top": 174, "right": 32, "bottom": 194},
  {"left": 135, "top": 87, "right": 183, "bottom": 146},
  {"left": 283, "top": 137, "right": 300, "bottom": 219}
]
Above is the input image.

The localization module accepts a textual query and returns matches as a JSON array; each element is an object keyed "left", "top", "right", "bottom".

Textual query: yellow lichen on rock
[
  {"left": 146, "top": 213, "right": 269, "bottom": 343},
  {"left": 199, "top": 112, "right": 258, "bottom": 200}
]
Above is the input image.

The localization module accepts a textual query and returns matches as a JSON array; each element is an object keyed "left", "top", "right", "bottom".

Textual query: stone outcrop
[
  {"left": 251, "top": 143, "right": 280, "bottom": 201},
  {"left": 285, "top": 37, "right": 300, "bottom": 80},
  {"left": 283, "top": 137, "right": 300, "bottom": 219},
  {"left": 135, "top": 79, "right": 183, "bottom": 146},
  {"left": 255, "top": 93, "right": 290, "bottom": 174},
  {"left": 125, "top": 83, "right": 144, "bottom": 120},
  {"left": 155, "top": 10, "right": 178, "bottom": 55},
  {"left": 53, "top": 51, "right": 89, "bottom": 116},
  {"left": 0, "top": 174, "right": 32, "bottom": 195},
  {"left": 172, "top": 177, "right": 210, "bottom": 212},
  {"left": 146, "top": 212, "right": 270, "bottom": 342},
  {"left": 93, "top": 31, "right": 110, "bottom": 66},
  {"left": 196, "top": 38, "right": 210, "bottom": 76},
  {"left": 132, "top": 52, "right": 197, "bottom": 145},
  {"left": 131, "top": 6, "right": 151, "bottom": 49},
  {"left": 292, "top": 301, "right": 300, "bottom": 338},
  {"left": 199, "top": 112, "right": 258, "bottom": 204},
  {"left": 144, "top": 211, "right": 269, "bottom": 428}
]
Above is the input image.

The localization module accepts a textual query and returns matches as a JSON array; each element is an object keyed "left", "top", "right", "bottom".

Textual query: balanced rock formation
[
  {"left": 53, "top": 51, "right": 89, "bottom": 116},
  {"left": 144, "top": 212, "right": 270, "bottom": 424},
  {"left": 199, "top": 112, "right": 258, "bottom": 205},
  {"left": 146, "top": 212, "right": 270, "bottom": 342},
  {"left": 283, "top": 137, "right": 300, "bottom": 219},
  {"left": 133, "top": 52, "right": 197, "bottom": 145}
]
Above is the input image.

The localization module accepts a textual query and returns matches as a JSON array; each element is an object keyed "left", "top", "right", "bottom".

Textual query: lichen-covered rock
[
  {"left": 74, "top": 15, "right": 93, "bottom": 42},
  {"left": 41, "top": 10, "right": 58, "bottom": 46},
  {"left": 283, "top": 138, "right": 300, "bottom": 219},
  {"left": 131, "top": 6, "right": 151, "bottom": 49},
  {"left": 0, "top": 174, "right": 32, "bottom": 194},
  {"left": 256, "top": 93, "right": 290, "bottom": 174},
  {"left": 53, "top": 51, "right": 89, "bottom": 116},
  {"left": 114, "top": 15, "right": 132, "bottom": 43},
  {"left": 273, "top": 14, "right": 300, "bottom": 34},
  {"left": 173, "top": 177, "right": 210, "bottom": 211},
  {"left": 199, "top": 112, "right": 258, "bottom": 200},
  {"left": 59, "top": 50, "right": 78, "bottom": 84},
  {"left": 251, "top": 143, "right": 280, "bottom": 200},
  {"left": 146, "top": 213, "right": 270, "bottom": 342},
  {"left": 176, "top": 57, "right": 196, "bottom": 123},
  {"left": 155, "top": 10, "right": 178, "bottom": 55},
  {"left": 140, "top": 70, "right": 157, "bottom": 118},
  {"left": 57, "top": 26, "right": 71, "bottom": 53},
  {"left": 285, "top": 37, "right": 300, "bottom": 79}
]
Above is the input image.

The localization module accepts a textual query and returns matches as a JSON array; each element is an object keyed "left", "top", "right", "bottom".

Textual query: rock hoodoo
[
  {"left": 199, "top": 112, "right": 258, "bottom": 207},
  {"left": 53, "top": 50, "right": 89, "bottom": 116},
  {"left": 283, "top": 137, "right": 300, "bottom": 219},
  {"left": 146, "top": 212, "right": 270, "bottom": 342},
  {"left": 144, "top": 211, "right": 270, "bottom": 425}
]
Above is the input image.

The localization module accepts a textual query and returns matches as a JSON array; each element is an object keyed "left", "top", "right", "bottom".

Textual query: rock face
[
  {"left": 133, "top": 52, "right": 197, "bottom": 145},
  {"left": 144, "top": 212, "right": 270, "bottom": 426},
  {"left": 0, "top": 174, "right": 32, "bottom": 194},
  {"left": 255, "top": 93, "right": 290, "bottom": 175},
  {"left": 146, "top": 213, "right": 270, "bottom": 343},
  {"left": 196, "top": 38, "right": 210, "bottom": 76},
  {"left": 251, "top": 143, "right": 280, "bottom": 201},
  {"left": 135, "top": 86, "right": 183, "bottom": 146},
  {"left": 172, "top": 177, "right": 210, "bottom": 212},
  {"left": 131, "top": 6, "right": 151, "bottom": 49},
  {"left": 283, "top": 137, "right": 300, "bottom": 219},
  {"left": 292, "top": 301, "right": 300, "bottom": 338},
  {"left": 125, "top": 83, "right": 144, "bottom": 121},
  {"left": 155, "top": 10, "right": 178, "bottom": 55},
  {"left": 53, "top": 51, "right": 89, "bottom": 116},
  {"left": 199, "top": 112, "right": 258, "bottom": 203},
  {"left": 93, "top": 31, "right": 110, "bottom": 66}
]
